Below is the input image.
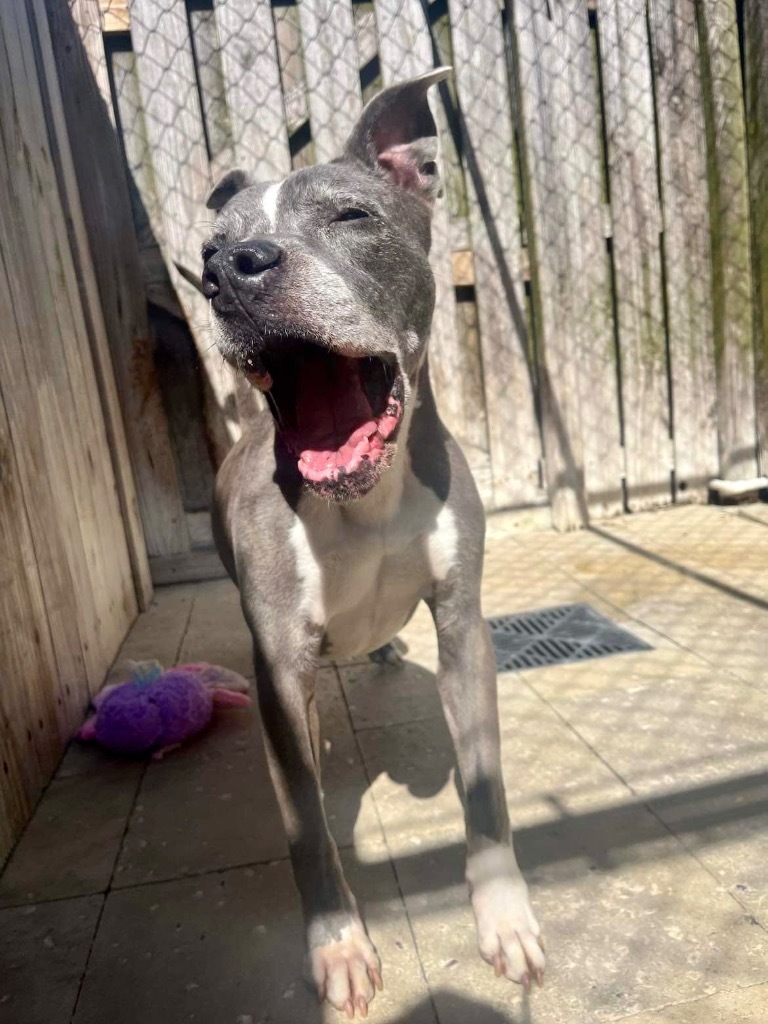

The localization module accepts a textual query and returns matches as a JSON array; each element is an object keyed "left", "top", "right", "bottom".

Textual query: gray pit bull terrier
[{"left": 202, "top": 67, "right": 544, "bottom": 1018}]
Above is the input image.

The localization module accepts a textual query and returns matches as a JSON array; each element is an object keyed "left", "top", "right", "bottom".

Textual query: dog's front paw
[
  {"left": 467, "top": 848, "right": 545, "bottom": 990},
  {"left": 308, "top": 916, "right": 382, "bottom": 1018}
]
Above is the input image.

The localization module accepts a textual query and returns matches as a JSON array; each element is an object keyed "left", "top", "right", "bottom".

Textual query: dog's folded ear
[
  {"left": 206, "top": 168, "right": 257, "bottom": 211},
  {"left": 341, "top": 67, "right": 452, "bottom": 202}
]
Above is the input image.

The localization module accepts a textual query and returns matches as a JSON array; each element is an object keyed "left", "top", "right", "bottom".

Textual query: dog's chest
[{"left": 290, "top": 497, "right": 456, "bottom": 659}]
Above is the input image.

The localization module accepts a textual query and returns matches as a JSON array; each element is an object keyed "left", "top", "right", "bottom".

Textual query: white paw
[
  {"left": 309, "top": 918, "right": 382, "bottom": 1018},
  {"left": 468, "top": 849, "right": 545, "bottom": 989}
]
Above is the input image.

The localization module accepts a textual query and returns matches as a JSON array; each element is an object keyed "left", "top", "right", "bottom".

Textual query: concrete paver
[
  {"left": 2, "top": 503, "right": 768, "bottom": 1024},
  {"left": 0, "top": 896, "right": 103, "bottom": 1024},
  {"left": 0, "top": 767, "right": 142, "bottom": 907}
]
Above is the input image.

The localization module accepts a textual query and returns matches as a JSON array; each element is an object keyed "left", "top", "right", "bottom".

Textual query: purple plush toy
[{"left": 77, "top": 660, "right": 252, "bottom": 760}]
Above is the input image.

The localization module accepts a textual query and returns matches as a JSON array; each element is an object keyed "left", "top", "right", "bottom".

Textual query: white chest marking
[
  {"left": 290, "top": 519, "right": 325, "bottom": 626},
  {"left": 426, "top": 505, "right": 458, "bottom": 582},
  {"left": 261, "top": 180, "right": 283, "bottom": 231}
]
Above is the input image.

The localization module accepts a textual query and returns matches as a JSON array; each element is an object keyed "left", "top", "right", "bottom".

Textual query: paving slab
[
  {"left": 0, "top": 895, "right": 103, "bottom": 1024},
  {"left": 113, "top": 706, "right": 287, "bottom": 887},
  {"left": 177, "top": 578, "right": 254, "bottom": 679},
  {"left": 0, "top": 767, "right": 142, "bottom": 907},
  {"left": 74, "top": 856, "right": 433, "bottom": 1024},
  {"left": 610, "top": 982, "right": 768, "bottom": 1022},
  {"left": 522, "top": 648, "right": 768, "bottom": 923},
  {"left": 108, "top": 583, "right": 198, "bottom": 679},
  {"left": 392, "top": 819, "right": 768, "bottom": 1024}
]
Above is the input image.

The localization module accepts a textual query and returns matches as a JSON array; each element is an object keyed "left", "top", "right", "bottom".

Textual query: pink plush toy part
[{"left": 77, "top": 660, "right": 251, "bottom": 760}]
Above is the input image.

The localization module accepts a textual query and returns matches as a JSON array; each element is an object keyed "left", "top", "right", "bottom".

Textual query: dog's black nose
[
  {"left": 228, "top": 239, "right": 282, "bottom": 277},
  {"left": 201, "top": 262, "right": 220, "bottom": 299}
]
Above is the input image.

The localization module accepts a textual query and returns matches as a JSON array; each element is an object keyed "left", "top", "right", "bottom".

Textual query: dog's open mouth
[{"left": 248, "top": 340, "right": 404, "bottom": 486}]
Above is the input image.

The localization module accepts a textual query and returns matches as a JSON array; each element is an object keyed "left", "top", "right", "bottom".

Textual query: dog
[{"left": 202, "top": 67, "right": 544, "bottom": 1018}]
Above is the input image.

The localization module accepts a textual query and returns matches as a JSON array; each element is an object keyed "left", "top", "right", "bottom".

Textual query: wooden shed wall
[{"left": 0, "top": 0, "right": 147, "bottom": 865}]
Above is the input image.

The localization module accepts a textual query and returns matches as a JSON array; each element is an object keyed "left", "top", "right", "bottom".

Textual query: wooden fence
[
  {"left": 0, "top": 0, "right": 150, "bottom": 865},
  {"left": 79, "top": 0, "right": 768, "bottom": 541}
]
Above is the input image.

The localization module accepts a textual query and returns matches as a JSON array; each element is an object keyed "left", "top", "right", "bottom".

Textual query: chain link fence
[{"left": 90, "top": 0, "right": 765, "bottom": 523}]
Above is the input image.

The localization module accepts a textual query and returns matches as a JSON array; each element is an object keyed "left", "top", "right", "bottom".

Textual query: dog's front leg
[
  {"left": 249, "top": 632, "right": 382, "bottom": 1017},
  {"left": 428, "top": 590, "right": 545, "bottom": 989}
]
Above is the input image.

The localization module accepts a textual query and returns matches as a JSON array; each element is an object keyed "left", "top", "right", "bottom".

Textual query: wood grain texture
[
  {"left": 449, "top": 0, "right": 542, "bottom": 509},
  {"left": 697, "top": 0, "right": 758, "bottom": 479},
  {"left": 744, "top": 0, "right": 768, "bottom": 475},
  {"left": 0, "top": 388, "right": 60, "bottom": 867},
  {"left": 129, "top": 0, "right": 237, "bottom": 464},
  {"left": 374, "top": 0, "right": 476, "bottom": 495},
  {"left": 298, "top": 0, "right": 362, "bottom": 163},
  {"left": 2, "top": 0, "right": 135, "bottom": 690},
  {"left": 511, "top": 0, "right": 623, "bottom": 526},
  {"left": 599, "top": 0, "right": 671, "bottom": 509},
  {"left": 0, "top": 0, "right": 139, "bottom": 858},
  {"left": 48, "top": 0, "right": 188, "bottom": 568},
  {"left": 649, "top": 0, "right": 719, "bottom": 498},
  {"left": 189, "top": 5, "right": 235, "bottom": 181},
  {"left": 213, "top": 0, "right": 291, "bottom": 181}
]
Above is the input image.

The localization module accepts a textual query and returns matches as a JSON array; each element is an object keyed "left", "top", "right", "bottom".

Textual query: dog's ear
[
  {"left": 206, "top": 169, "right": 256, "bottom": 211},
  {"left": 342, "top": 67, "right": 452, "bottom": 202}
]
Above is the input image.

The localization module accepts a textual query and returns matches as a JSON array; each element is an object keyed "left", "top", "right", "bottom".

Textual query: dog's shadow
[{"left": 324, "top": 651, "right": 463, "bottom": 832}]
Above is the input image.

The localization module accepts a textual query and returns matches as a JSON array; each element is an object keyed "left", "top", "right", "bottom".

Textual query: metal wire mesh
[{"left": 92, "top": 0, "right": 764, "bottom": 521}]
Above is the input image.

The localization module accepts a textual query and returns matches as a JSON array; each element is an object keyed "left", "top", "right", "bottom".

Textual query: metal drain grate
[{"left": 487, "top": 603, "right": 652, "bottom": 672}]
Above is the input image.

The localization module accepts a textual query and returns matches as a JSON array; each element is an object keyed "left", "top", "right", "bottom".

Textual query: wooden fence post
[
  {"left": 697, "top": 0, "right": 758, "bottom": 479},
  {"left": 744, "top": 0, "right": 768, "bottom": 474},
  {"left": 648, "top": 0, "right": 719, "bottom": 498}
]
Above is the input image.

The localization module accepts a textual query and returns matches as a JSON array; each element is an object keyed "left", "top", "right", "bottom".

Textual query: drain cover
[{"left": 487, "top": 603, "right": 651, "bottom": 672}]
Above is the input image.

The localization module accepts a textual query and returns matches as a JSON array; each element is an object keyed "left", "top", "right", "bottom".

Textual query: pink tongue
[{"left": 290, "top": 355, "right": 375, "bottom": 474}]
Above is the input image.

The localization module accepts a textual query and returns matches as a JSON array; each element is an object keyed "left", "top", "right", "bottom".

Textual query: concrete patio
[{"left": 2, "top": 503, "right": 767, "bottom": 1024}]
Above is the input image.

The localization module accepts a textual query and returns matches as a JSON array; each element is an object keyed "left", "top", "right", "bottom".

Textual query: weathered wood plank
[
  {"left": 649, "top": 0, "right": 719, "bottom": 498},
  {"left": 298, "top": 0, "right": 362, "bottom": 164},
  {"left": 31, "top": 0, "right": 149, "bottom": 617},
  {"left": 510, "top": 0, "right": 622, "bottom": 526},
  {"left": 697, "top": 0, "right": 758, "bottom": 479},
  {"left": 99, "top": 0, "right": 129, "bottom": 33},
  {"left": 598, "top": 0, "right": 671, "bottom": 509},
  {"left": 374, "top": 0, "right": 478, "bottom": 496},
  {"left": 2, "top": 0, "right": 135, "bottom": 695},
  {"left": 448, "top": 0, "right": 542, "bottom": 508},
  {"left": 46, "top": 0, "right": 188, "bottom": 574},
  {"left": 129, "top": 0, "right": 237, "bottom": 464},
  {"left": 189, "top": 5, "right": 235, "bottom": 180},
  {"left": 0, "top": 385, "right": 61, "bottom": 865},
  {"left": 744, "top": 0, "right": 768, "bottom": 475},
  {"left": 213, "top": 0, "right": 291, "bottom": 180}
]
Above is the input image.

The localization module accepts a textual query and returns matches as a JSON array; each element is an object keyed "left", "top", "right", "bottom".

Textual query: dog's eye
[
  {"left": 333, "top": 208, "right": 371, "bottom": 224},
  {"left": 202, "top": 244, "right": 219, "bottom": 263}
]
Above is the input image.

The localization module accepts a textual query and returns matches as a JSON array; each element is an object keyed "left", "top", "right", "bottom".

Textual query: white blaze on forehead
[{"left": 261, "top": 180, "right": 283, "bottom": 231}]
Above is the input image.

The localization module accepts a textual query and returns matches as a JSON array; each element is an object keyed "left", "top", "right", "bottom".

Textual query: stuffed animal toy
[{"left": 77, "top": 660, "right": 252, "bottom": 760}]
